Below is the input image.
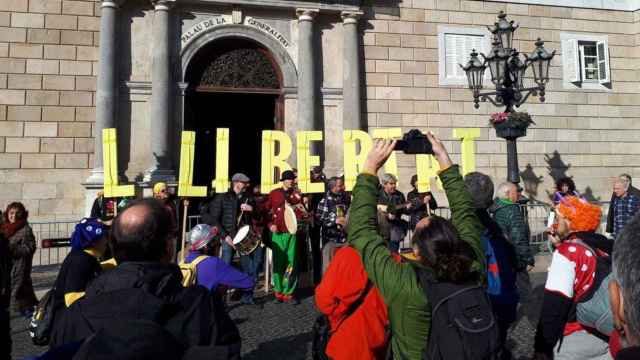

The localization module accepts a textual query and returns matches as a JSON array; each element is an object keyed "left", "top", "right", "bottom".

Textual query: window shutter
[
  {"left": 597, "top": 40, "right": 611, "bottom": 84},
  {"left": 445, "top": 34, "right": 459, "bottom": 79},
  {"left": 563, "top": 39, "right": 580, "bottom": 83}
]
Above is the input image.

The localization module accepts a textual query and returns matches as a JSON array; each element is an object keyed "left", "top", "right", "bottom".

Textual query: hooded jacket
[
  {"left": 315, "top": 246, "right": 389, "bottom": 360},
  {"left": 489, "top": 198, "right": 533, "bottom": 270},
  {"left": 50, "top": 262, "right": 240, "bottom": 357}
]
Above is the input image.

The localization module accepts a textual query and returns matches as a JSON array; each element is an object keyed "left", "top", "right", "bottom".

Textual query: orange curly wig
[{"left": 556, "top": 196, "right": 602, "bottom": 233}]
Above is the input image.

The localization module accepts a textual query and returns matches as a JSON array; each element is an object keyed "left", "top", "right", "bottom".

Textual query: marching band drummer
[
  {"left": 265, "top": 170, "right": 301, "bottom": 305},
  {"left": 201, "top": 173, "right": 262, "bottom": 306}
]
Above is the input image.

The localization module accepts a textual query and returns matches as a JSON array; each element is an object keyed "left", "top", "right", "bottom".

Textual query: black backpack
[
  {"left": 29, "top": 287, "right": 59, "bottom": 346},
  {"left": 312, "top": 281, "right": 372, "bottom": 360},
  {"left": 416, "top": 268, "right": 500, "bottom": 360}
]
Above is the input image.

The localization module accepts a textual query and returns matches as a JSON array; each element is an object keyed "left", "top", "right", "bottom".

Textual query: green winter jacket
[
  {"left": 348, "top": 165, "right": 485, "bottom": 359},
  {"left": 489, "top": 198, "right": 534, "bottom": 270}
]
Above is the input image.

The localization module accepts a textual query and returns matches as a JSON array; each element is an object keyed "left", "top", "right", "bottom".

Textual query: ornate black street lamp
[{"left": 461, "top": 11, "right": 555, "bottom": 184}]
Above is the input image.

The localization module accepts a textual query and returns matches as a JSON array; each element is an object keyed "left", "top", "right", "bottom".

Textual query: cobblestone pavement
[{"left": 12, "top": 268, "right": 547, "bottom": 360}]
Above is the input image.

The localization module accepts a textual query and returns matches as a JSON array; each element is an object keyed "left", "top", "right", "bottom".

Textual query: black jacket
[
  {"left": 50, "top": 262, "right": 240, "bottom": 357},
  {"left": 53, "top": 249, "right": 101, "bottom": 308},
  {"left": 606, "top": 185, "right": 640, "bottom": 233},
  {"left": 201, "top": 191, "right": 255, "bottom": 238},
  {"left": 0, "top": 232, "right": 10, "bottom": 310},
  {"left": 406, "top": 189, "right": 438, "bottom": 230}
]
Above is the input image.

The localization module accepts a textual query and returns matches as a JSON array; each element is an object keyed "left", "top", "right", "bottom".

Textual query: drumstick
[
  {"left": 237, "top": 198, "right": 249, "bottom": 226},
  {"left": 180, "top": 199, "right": 189, "bottom": 263}
]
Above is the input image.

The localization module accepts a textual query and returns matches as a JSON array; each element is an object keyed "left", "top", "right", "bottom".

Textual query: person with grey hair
[
  {"left": 490, "top": 181, "right": 534, "bottom": 328},
  {"left": 465, "top": 172, "right": 519, "bottom": 359},
  {"left": 200, "top": 172, "right": 261, "bottom": 305},
  {"left": 606, "top": 174, "right": 640, "bottom": 239},
  {"left": 316, "top": 176, "right": 350, "bottom": 274},
  {"left": 377, "top": 173, "right": 409, "bottom": 253},
  {"left": 610, "top": 213, "right": 640, "bottom": 359},
  {"left": 490, "top": 182, "right": 534, "bottom": 272}
]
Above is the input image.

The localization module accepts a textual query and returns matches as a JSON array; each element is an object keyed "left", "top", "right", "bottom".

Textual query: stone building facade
[{"left": 1, "top": 0, "right": 640, "bottom": 220}]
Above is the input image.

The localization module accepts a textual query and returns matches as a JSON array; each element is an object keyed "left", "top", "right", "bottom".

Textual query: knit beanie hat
[
  {"left": 556, "top": 196, "right": 602, "bottom": 233},
  {"left": 70, "top": 218, "right": 106, "bottom": 250}
]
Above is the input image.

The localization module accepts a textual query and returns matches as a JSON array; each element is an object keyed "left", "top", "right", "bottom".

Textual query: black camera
[{"left": 393, "top": 129, "right": 433, "bottom": 154}]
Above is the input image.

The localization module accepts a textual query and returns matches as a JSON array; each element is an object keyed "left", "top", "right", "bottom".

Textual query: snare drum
[
  {"left": 232, "top": 225, "right": 262, "bottom": 256},
  {"left": 284, "top": 205, "right": 298, "bottom": 235}
]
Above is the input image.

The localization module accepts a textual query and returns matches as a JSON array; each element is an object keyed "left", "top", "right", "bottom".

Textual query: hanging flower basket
[{"left": 490, "top": 111, "right": 534, "bottom": 139}]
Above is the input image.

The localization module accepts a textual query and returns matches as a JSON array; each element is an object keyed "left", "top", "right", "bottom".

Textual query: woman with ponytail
[{"left": 347, "top": 133, "right": 485, "bottom": 360}]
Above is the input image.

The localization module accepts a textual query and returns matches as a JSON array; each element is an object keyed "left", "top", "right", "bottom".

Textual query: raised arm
[{"left": 348, "top": 173, "right": 413, "bottom": 303}]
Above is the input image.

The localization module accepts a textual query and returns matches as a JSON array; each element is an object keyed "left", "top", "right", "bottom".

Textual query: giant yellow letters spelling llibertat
[
  {"left": 102, "top": 128, "right": 134, "bottom": 198},
  {"left": 177, "top": 131, "right": 207, "bottom": 197},
  {"left": 296, "top": 131, "right": 324, "bottom": 193},
  {"left": 213, "top": 128, "right": 230, "bottom": 193},
  {"left": 343, "top": 130, "right": 373, "bottom": 191},
  {"left": 103, "top": 128, "right": 480, "bottom": 197},
  {"left": 260, "top": 130, "right": 293, "bottom": 193},
  {"left": 453, "top": 128, "right": 481, "bottom": 177}
]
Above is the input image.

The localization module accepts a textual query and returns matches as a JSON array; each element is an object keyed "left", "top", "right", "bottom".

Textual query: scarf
[{"left": 1, "top": 219, "right": 26, "bottom": 239}]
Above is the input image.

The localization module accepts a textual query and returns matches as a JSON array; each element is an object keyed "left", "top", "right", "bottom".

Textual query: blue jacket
[{"left": 185, "top": 251, "right": 254, "bottom": 292}]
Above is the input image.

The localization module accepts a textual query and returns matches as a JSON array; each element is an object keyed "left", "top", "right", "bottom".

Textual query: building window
[
  {"left": 561, "top": 33, "right": 610, "bottom": 89},
  {"left": 438, "top": 26, "right": 490, "bottom": 86}
]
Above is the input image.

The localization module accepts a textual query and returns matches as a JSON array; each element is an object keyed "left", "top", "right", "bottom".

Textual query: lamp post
[{"left": 461, "top": 11, "right": 555, "bottom": 184}]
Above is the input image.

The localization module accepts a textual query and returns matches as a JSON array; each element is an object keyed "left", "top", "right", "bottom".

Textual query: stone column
[
  {"left": 145, "top": 0, "right": 175, "bottom": 181},
  {"left": 86, "top": 0, "right": 120, "bottom": 184},
  {"left": 341, "top": 11, "right": 363, "bottom": 131},
  {"left": 296, "top": 9, "right": 319, "bottom": 132}
]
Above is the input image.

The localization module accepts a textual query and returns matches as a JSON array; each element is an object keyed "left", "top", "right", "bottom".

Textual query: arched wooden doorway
[{"left": 184, "top": 38, "right": 284, "bottom": 189}]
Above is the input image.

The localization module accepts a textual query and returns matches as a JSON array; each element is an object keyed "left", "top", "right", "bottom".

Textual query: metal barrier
[
  {"left": 522, "top": 203, "right": 552, "bottom": 255},
  {"left": 30, "top": 221, "right": 76, "bottom": 266}
]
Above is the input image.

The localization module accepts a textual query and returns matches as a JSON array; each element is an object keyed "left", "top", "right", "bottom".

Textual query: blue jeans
[{"left": 222, "top": 242, "right": 263, "bottom": 301}]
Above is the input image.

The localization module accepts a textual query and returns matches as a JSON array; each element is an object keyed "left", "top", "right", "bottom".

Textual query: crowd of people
[{"left": 1, "top": 131, "right": 640, "bottom": 359}]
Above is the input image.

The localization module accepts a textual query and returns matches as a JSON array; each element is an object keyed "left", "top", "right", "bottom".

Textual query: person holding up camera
[{"left": 348, "top": 132, "right": 485, "bottom": 359}]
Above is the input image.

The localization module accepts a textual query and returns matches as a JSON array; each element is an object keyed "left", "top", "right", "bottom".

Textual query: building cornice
[
  {"left": 177, "top": 0, "right": 361, "bottom": 13},
  {"left": 479, "top": 0, "right": 640, "bottom": 12}
]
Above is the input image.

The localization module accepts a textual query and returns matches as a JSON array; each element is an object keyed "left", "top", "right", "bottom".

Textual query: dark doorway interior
[{"left": 186, "top": 92, "right": 277, "bottom": 189}]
